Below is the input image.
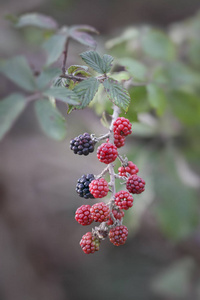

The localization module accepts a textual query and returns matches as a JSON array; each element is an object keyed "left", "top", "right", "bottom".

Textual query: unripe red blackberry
[
  {"left": 113, "top": 117, "right": 132, "bottom": 136},
  {"left": 90, "top": 202, "right": 110, "bottom": 222},
  {"left": 107, "top": 133, "right": 125, "bottom": 148},
  {"left": 75, "top": 205, "right": 93, "bottom": 226},
  {"left": 89, "top": 178, "right": 109, "bottom": 198},
  {"left": 126, "top": 175, "right": 145, "bottom": 194},
  {"left": 107, "top": 208, "right": 124, "bottom": 225},
  {"left": 80, "top": 232, "right": 100, "bottom": 254},
  {"left": 118, "top": 161, "right": 139, "bottom": 177},
  {"left": 115, "top": 190, "right": 133, "bottom": 210},
  {"left": 76, "top": 174, "right": 95, "bottom": 199},
  {"left": 70, "top": 132, "right": 95, "bottom": 156},
  {"left": 109, "top": 225, "right": 128, "bottom": 246},
  {"left": 97, "top": 142, "right": 118, "bottom": 164}
]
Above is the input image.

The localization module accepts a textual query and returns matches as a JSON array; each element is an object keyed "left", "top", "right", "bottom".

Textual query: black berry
[
  {"left": 76, "top": 174, "right": 95, "bottom": 199},
  {"left": 70, "top": 133, "right": 95, "bottom": 156}
]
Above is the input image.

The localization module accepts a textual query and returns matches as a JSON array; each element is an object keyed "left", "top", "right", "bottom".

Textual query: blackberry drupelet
[
  {"left": 76, "top": 174, "right": 95, "bottom": 199},
  {"left": 70, "top": 132, "right": 95, "bottom": 156}
]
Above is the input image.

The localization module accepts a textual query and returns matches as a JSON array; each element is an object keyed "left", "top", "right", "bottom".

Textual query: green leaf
[
  {"left": 102, "top": 54, "right": 114, "bottom": 73},
  {"left": 103, "top": 78, "right": 131, "bottom": 112},
  {"left": 105, "top": 27, "right": 139, "bottom": 49},
  {"left": 73, "top": 69, "right": 91, "bottom": 77},
  {"left": 141, "top": 30, "right": 176, "bottom": 60},
  {"left": 0, "top": 93, "right": 26, "bottom": 140},
  {"left": 73, "top": 77, "right": 100, "bottom": 109},
  {"left": 80, "top": 51, "right": 105, "bottom": 73},
  {"left": 67, "top": 65, "right": 89, "bottom": 75},
  {"left": 14, "top": 13, "right": 58, "bottom": 30},
  {"left": 128, "top": 86, "right": 150, "bottom": 113},
  {"left": 35, "top": 99, "right": 66, "bottom": 140},
  {"left": 147, "top": 83, "right": 167, "bottom": 115},
  {"left": 118, "top": 58, "right": 147, "bottom": 81},
  {"left": 0, "top": 56, "right": 36, "bottom": 92},
  {"left": 36, "top": 67, "right": 61, "bottom": 90},
  {"left": 43, "top": 30, "right": 68, "bottom": 66},
  {"left": 43, "top": 87, "right": 80, "bottom": 105}
]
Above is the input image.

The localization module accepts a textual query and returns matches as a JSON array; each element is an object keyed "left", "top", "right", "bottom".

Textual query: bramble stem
[{"left": 62, "top": 38, "right": 69, "bottom": 75}]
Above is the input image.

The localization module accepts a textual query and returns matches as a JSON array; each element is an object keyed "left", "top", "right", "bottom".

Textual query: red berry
[
  {"left": 89, "top": 178, "right": 109, "bottom": 198},
  {"left": 97, "top": 143, "right": 118, "bottom": 164},
  {"left": 109, "top": 225, "right": 128, "bottom": 246},
  {"left": 75, "top": 205, "right": 93, "bottom": 226},
  {"left": 90, "top": 202, "right": 110, "bottom": 222},
  {"left": 80, "top": 232, "right": 100, "bottom": 254},
  {"left": 113, "top": 117, "right": 132, "bottom": 136},
  {"left": 118, "top": 161, "right": 139, "bottom": 177},
  {"left": 107, "top": 134, "right": 126, "bottom": 148},
  {"left": 107, "top": 208, "right": 124, "bottom": 225},
  {"left": 126, "top": 175, "right": 145, "bottom": 194},
  {"left": 115, "top": 190, "right": 133, "bottom": 210}
]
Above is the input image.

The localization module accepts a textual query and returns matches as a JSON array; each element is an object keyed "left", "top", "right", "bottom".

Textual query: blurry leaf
[
  {"left": 102, "top": 54, "right": 114, "bottom": 73},
  {"left": 188, "top": 40, "right": 200, "bottom": 67},
  {"left": 103, "top": 78, "right": 130, "bottom": 112},
  {"left": 152, "top": 258, "right": 195, "bottom": 298},
  {"left": 118, "top": 58, "right": 148, "bottom": 81},
  {"left": 169, "top": 90, "right": 200, "bottom": 126},
  {"left": 67, "top": 65, "right": 89, "bottom": 75},
  {"left": 13, "top": 13, "right": 58, "bottom": 30},
  {"left": 106, "top": 27, "right": 139, "bottom": 49},
  {"left": 43, "top": 30, "right": 68, "bottom": 66},
  {"left": 73, "top": 69, "right": 91, "bottom": 77},
  {"left": 43, "top": 87, "right": 80, "bottom": 105},
  {"left": 0, "top": 93, "right": 26, "bottom": 140},
  {"left": 131, "top": 122, "right": 157, "bottom": 137},
  {"left": 111, "top": 71, "right": 131, "bottom": 82},
  {"left": 141, "top": 30, "right": 176, "bottom": 60},
  {"left": 73, "top": 77, "right": 100, "bottom": 109},
  {"left": 70, "top": 27, "right": 97, "bottom": 48},
  {"left": 36, "top": 67, "right": 61, "bottom": 90},
  {"left": 147, "top": 83, "right": 167, "bottom": 115},
  {"left": 128, "top": 86, "right": 150, "bottom": 113},
  {"left": 80, "top": 51, "right": 106, "bottom": 73},
  {"left": 35, "top": 99, "right": 66, "bottom": 140},
  {"left": 70, "top": 25, "right": 99, "bottom": 34},
  {"left": 0, "top": 56, "right": 36, "bottom": 92}
]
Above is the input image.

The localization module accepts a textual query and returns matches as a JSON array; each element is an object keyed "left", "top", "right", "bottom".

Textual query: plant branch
[{"left": 62, "top": 38, "right": 70, "bottom": 75}]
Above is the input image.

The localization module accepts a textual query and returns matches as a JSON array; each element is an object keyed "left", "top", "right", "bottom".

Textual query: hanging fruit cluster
[{"left": 71, "top": 113, "right": 146, "bottom": 254}]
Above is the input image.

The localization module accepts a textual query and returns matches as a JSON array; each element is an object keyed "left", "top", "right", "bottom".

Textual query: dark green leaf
[
  {"left": 147, "top": 83, "right": 167, "bottom": 115},
  {"left": 103, "top": 78, "right": 131, "bottom": 112},
  {"left": 0, "top": 93, "right": 26, "bottom": 140},
  {"left": 118, "top": 58, "right": 147, "bottom": 81},
  {"left": 80, "top": 51, "right": 105, "bottom": 73},
  {"left": 14, "top": 13, "right": 58, "bottom": 30},
  {"left": 73, "top": 77, "right": 100, "bottom": 109},
  {"left": 43, "top": 87, "right": 80, "bottom": 105},
  {"left": 141, "top": 30, "right": 176, "bottom": 60},
  {"left": 35, "top": 99, "right": 66, "bottom": 140},
  {"left": 128, "top": 86, "right": 150, "bottom": 113},
  {"left": 102, "top": 54, "right": 114, "bottom": 73},
  {"left": 36, "top": 67, "right": 61, "bottom": 90},
  {"left": 0, "top": 56, "right": 36, "bottom": 92}
]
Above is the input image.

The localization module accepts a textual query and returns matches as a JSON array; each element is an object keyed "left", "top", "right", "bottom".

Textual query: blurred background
[{"left": 0, "top": 0, "right": 200, "bottom": 299}]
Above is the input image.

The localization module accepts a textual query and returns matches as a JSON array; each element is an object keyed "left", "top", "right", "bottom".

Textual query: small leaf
[
  {"left": 35, "top": 99, "right": 66, "bottom": 140},
  {"left": 67, "top": 65, "right": 89, "bottom": 75},
  {"left": 80, "top": 51, "right": 105, "bottom": 73},
  {"left": 103, "top": 78, "right": 131, "bottom": 112},
  {"left": 102, "top": 54, "right": 114, "bottom": 73},
  {"left": 43, "top": 87, "right": 80, "bottom": 105},
  {"left": 118, "top": 58, "right": 147, "bottom": 81},
  {"left": 147, "top": 83, "right": 166, "bottom": 116},
  {"left": 36, "top": 67, "right": 61, "bottom": 90},
  {"left": 73, "top": 69, "right": 91, "bottom": 77},
  {"left": 0, "top": 93, "right": 26, "bottom": 140},
  {"left": 0, "top": 56, "right": 36, "bottom": 92},
  {"left": 43, "top": 30, "right": 68, "bottom": 66},
  {"left": 73, "top": 77, "right": 100, "bottom": 109},
  {"left": 14, "top": 13, "right": 58, "bottom": 30},
  {"left": 70, "top": 30, "right": 97, "bottom": 48},
  {"left": 70, "top": 25, "right": 99, "bottom": 34}
]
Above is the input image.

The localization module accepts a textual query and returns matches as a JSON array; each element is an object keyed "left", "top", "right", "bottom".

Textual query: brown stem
[{"left": 62, "top": 38, "right": 69, "bottom": 75}]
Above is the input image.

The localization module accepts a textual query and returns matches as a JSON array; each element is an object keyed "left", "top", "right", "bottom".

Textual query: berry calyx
[
  {"left": 109, "top": 225, "right": 128, "bottom": 246},
  {"left": 126, "top": 175, "right": 145, "bottom": 194},
  {"left": 107, "top": 208, "right": 124, "bottom": 225},
  {"left": 75, "top": 205, "right": 93, "bottom": 226},
  {"left": 113, "top": 117, "right": 132, "bottom": 136},
  {"left": 90, "top": 202, "right": 110, "bottom": 222},
  {"left": 76, "top": 174, "right": 95, "bottom": 199},
  {"left": 97, "top": 142, "right": 118, "bottom": 164},
  {"left": 70, "top": 132, "right": 95, "bottom": 156},
  {"left": 114, "top": 190, "right": 134, "bottom": 210},
  {"left": 89, "top": 178, "right": 109, "bottom": 198},
  {"left": 80, "top": 232, "right": 100, "bottom": 254},
  {"left": 118, "top": 161, "right": 139, "bottom": 177}
]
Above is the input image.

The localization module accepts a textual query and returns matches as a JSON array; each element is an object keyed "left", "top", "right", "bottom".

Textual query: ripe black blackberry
[
  {"left": 70, "top": 132, "right": 95, "bottom": 156},
  {"left": 76, "top": 174, "right": 95, "bottom": 199}
]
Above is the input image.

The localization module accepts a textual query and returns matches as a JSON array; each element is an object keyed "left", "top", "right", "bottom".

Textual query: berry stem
[
  {"left": 96, "top": 165, "right": 110, "bottom": 179},
  {"left": 109, "top": 105, "right": 121, "bottom": 144}
]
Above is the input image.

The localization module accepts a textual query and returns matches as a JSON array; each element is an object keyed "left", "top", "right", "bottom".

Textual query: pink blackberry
[
  {"left": 118, "top": 161, "right": 139, "bottom": 177},
  {"left": 115, "top": 190, "right": 133, "bottom": 210},
  {"left": 126, "top": 174, "right": 145, "bottom": 194},
  {"left": 89, "top": 178, "right": 109, "bottom": 198},
  {"left": 107, "top": 208, "right": 124, "bottom": 226},
  {"left": 97, "top": 142, "right": 118, "bottom": 164},
  {"left": 90, "top": 202, "right": 110, "bottom": 222},
  {"left": 113, "top": 117, "right": 132, "bottom": 136},
  {"left": 70, "top": 132, "right": 95, "bottom": 156},
  {"left": 109, "top": 225, "right": 128, "bottom": 246},
  {"left": 75, "top": 205, "right": 93, "bottom": 226},
  {"left": 80, "top": 232, "right": 100, "bottom": 254}
]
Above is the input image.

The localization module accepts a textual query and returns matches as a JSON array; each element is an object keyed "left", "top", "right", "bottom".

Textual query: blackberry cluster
[
  {"left": 70, "top": 133, "right": 95, "bottom": 156},
  {"left": 76, "top": 174, "right": 95, "bottom": 199}
]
